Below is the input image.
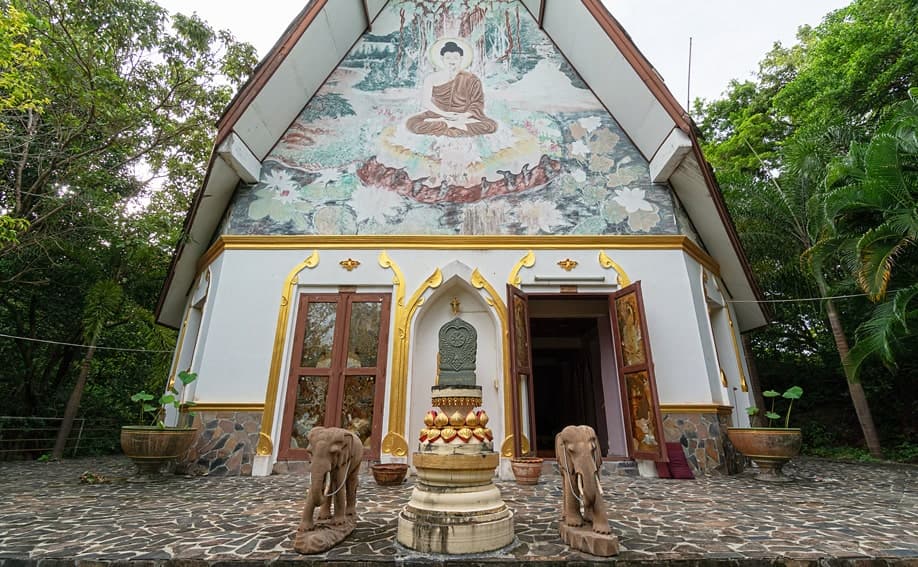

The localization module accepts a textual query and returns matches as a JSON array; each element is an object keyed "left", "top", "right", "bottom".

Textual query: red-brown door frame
[
  {"left": 608, "top": 281, "right": 668, "bottom": 462},
  {"left": 278, "top": 291, "right": 391, "bottom": 460}
]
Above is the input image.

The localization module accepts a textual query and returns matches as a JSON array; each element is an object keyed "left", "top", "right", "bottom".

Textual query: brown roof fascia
[
  {"left": 580, "top": 0, "right": 691, "bottom": 134},
  {"left": 215, "top": 0, "right": 328, "bottom": 149},
  {"left": 686, "top": 128, "right": 770, "bottom": 320},
  {"left": 582, "top": 0, "right": 767, "bottom": 320},
  {"left": 154, "top": 148, "right": 220, "bottom": 327}
]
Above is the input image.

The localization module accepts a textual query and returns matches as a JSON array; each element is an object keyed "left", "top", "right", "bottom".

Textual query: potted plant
[
  {"left": 727, "top": 386, "right": 803, "bottom": 482},
  {"left": 120, "top": 370, "right": 198, "bottom": 477},
  {"left": 371, "top": 462, "right": 409, "bottom": 486},
  {"left": 510, "top": 455, "right": 544, "bottom": 485}
]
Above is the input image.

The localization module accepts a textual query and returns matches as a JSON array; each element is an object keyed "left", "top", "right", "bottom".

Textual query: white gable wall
[{"left": 542, "top": 0, "right": 676, "bottom": 160}]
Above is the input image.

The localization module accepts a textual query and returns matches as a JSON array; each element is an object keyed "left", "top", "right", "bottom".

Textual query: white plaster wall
[{"left": 184, "top": 245, "right": 726, "bottom": 467}]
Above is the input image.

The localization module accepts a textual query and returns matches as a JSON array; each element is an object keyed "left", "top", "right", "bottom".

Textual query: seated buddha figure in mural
[{"left": 406, "top": 39, "right": 497, "bottom": 137}]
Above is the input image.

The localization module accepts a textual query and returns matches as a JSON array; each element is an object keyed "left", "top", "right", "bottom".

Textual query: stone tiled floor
[{"left": 0, "top": 456, "right": 915, "bottom": 565}]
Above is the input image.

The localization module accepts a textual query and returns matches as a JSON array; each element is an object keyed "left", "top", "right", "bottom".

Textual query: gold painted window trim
[
  {"left": 379, "top": 252, "right": 443, "bottom": 457},
  {"left": 256, "top": 251, "right": 319, "bottom": 457}
]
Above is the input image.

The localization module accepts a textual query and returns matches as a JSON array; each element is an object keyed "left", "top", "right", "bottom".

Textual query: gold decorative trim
[
  {"left": 500, "top": 434, "right": 531, "bottom": 457},
  {"left": 381, "top": 431, "right": 409, "bottom": 457},
  {"left": 167, "top": 313, "right": 191, "bottom": 392},
  {"left": 181, "top": 402, "right": 264, "bottom": 412},
  {"left": 256, "top": 250, "right": 319, "bottom": 457},
  {"left": 557, "top": 258, "right": 578, "bottom": 271},
  {"left": 471, "top": 268, "right": 512, "bottom": 441},
  {"left": 598, "top": 251, "right": 631, "bottom": 287},
  {"left": 167, "top": 269, "right": 211, "bottom": 392},
  {"left": 380, "top": 254, "right": 443, "bottom": 454},
  {"left": 661, "top": 404, "right": 733, "bottom": 415},
  {"left": 339, "top": 258, "right": 360, "bottom": 271},
  {"left": 725, "top": 302, "right": 749, "bottom": 392},
  {"left": 431, "top": 396, "right": 483, "bottom": 407},
  {"left": 508, "top": 250, "right": 535, "bottom": 287},
  {"left": 197, "top": 235, "right": 720, "bottom": 279},
  {"left": 257, "top": 432, "right": 273, "bottom": 456}
]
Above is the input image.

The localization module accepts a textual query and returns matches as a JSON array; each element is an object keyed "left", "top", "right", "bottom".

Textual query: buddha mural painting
[{"left": 406, "top": 38, "right": 497, "bottom": 137}]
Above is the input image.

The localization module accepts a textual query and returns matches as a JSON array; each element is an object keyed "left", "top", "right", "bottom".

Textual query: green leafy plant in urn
[
  {"left": 120, "top": 370, "right": 198, "bottom": 477},
  {"left": 727, "top": 386, "right": 803, "bottom": 481}
]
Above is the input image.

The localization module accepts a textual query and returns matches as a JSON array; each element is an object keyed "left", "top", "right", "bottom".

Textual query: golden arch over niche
[
  {"left": 256, "top": 251, "right": 319, "bottom": 457},
  {"left": 599, "top": 250, "right": 630, "bottom": 287},
  {"left": 380, "top": 263, "right": 508, "bottom": 456},
  {"left": 380, "top": 252, "right": 443, "bottom": 456}
]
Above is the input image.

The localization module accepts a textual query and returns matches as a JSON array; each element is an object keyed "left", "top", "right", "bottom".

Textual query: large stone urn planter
[
  {"left": 120, "top": 426, "right": 197, "bottom": 476},
  {"left": 726, "top": 427, "right": 802, "bottom": 482}
]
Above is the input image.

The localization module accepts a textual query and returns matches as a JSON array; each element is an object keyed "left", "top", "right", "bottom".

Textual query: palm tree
[
  {"left": 819, "top": 89, "right": 918, "bottom": 382},
  {"left": 735, "top": 125, "right": 884, "bottom": 458}
]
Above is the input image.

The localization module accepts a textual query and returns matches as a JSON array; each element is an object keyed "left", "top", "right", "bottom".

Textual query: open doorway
[{"left": 528, "top": 296, "right": 627, "bottom": 459}]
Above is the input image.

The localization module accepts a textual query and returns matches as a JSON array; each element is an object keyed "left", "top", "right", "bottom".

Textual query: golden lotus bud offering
[
  {"left": 424, "top": 410, "right": 436, "bottom": 427},
  {"left": 465, "top": 410, "right": 479, "bottom": 427},
  {"left": 449, "top": 410, "right": 465, "bottom": 427},
  {"left": 434, "top": 411, "right": 449, "bottom": 428},
  {"left": 477, "top": 410, "right": 489, "bottom": 426}
]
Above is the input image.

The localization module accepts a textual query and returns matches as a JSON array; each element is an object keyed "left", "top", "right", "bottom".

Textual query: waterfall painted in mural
[{"left": 221, "top": 0, "right": 678, "bottom": 236}]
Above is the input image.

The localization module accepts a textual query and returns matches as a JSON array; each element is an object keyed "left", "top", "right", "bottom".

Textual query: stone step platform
[{"left": 0, "top": 456, "right": 915, "bottom": 565}]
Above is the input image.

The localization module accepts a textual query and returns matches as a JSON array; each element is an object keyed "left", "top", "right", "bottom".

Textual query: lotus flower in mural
[
  {"left": 352, "top": 185, "right": 405, "bottom": 224},
  {"left": 613, "top": 187, "right": 655, "bottom": 213},
  {"left": 261, "top": 169, "right": 297, "bottom": 193},
  {"left": 518, "top": 200, "right": 568, "bottom": 234}
]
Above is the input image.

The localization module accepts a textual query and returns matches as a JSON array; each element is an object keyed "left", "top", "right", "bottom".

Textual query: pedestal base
[
  {"left": 293, "top": 517, "right": 355, "bottom": 554},
  {"left": 397, "top": 452, "right": 514, "bottom": 554},
  {"left": 559, "top": 523, "right": 620, "bottom": 557}
]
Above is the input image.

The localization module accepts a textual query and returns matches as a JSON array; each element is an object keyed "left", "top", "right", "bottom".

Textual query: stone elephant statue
[
  {"left": 555, "top": 425, "right": 611, "bottom": 534},
  {"left": 300, "top": 426, "right": 364, "bottom": 531}
]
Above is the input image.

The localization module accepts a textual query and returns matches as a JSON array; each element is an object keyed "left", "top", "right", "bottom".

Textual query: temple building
[{"left": 155, "top": 0, "right": 768, "bottom": 478}]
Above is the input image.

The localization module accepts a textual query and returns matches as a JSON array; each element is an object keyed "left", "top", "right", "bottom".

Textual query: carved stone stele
[{"left": 437, "top": 317, "right": 477, "bottom": 386}]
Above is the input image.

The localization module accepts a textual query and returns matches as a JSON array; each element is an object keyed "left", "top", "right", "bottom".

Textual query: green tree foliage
[
  {"left": 0, "top": 0, "right": 257, "bottom": 441},
  {"left": 695, "top": 0, "right": 917, "bottom": 457},
  {"left": 820, "top": 91, "right": 918, "bottom": 377}
]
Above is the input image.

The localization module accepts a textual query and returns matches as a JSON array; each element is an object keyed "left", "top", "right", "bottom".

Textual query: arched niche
[{"left": 405, "top": 267, "right": 503, "bottom": 463}]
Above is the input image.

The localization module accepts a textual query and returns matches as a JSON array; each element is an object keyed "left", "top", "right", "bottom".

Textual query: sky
[{"left": 154, "top": 0, "right": 851, "bottom": 106}]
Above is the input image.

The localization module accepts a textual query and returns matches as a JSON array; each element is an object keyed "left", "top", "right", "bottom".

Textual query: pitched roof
[{"left": 156, "top": 0, "right": 767, "bottom": 331}]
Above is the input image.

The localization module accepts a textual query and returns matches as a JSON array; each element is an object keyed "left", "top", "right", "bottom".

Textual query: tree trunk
[
  {"left": 741, "top": 333, "right": 767, "bottom": 416},
  {"left": 51, "top": 344, "right": 96, "bottom": 460},
  {"left": 816, "top": 276, "right": 884, "bottom": 458}
]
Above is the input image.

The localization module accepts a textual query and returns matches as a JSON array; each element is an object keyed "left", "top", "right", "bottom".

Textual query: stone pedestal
[
  {"left": 559, "top": 523, "right": 620, "bottom": 557},
  {"left": 397, "top": 385, "right": 514, "bottom": 554},
  {"left": 294, "top": 518, "right": 355, "bottom": 554},
  {"left": 397, "top": 453, "right": 514, "bottom": 553}
]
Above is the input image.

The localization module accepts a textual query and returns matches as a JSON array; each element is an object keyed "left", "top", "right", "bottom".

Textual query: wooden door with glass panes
[{"left": 279, "top": 292, "right": 391, "bottom": 460}]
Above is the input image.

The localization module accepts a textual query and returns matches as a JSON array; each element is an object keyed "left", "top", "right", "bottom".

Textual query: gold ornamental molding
[
  {"left": 181, "top": 402, "right": 265, "bottom": 412},
  {"left": 256, "top": 250, "right": 319, "bottom": 457},
  {"left": 660, "top": 404, "right": 733, "bottom": 416},
  {"left": 725, "top": 303, "right": 749, "bottom": 392},
  {"left": 471, "top": 268, "right": 512, "bottom": 440},
  {"left": 197, "top": 235, "right": 720, "bottom": 279},
  {"left": 339, "top": 258, "right": 360, "bottom": 271},
  {"left": 557, "top": 258, "right": 578, "bottom": 271},
  {"left": 167, "top": 268, "right": 211, "bottom": 392},
  {"left": 508, "top": 250, "right": 535, "bottom": 287},
  {"left": 380, "top": 251, "right": 443, "bottom": 454},
  {"left": 500, "top": 434, "right": 530, "bottom": 458},
  {"left": 598, "top": 251, "right": 631, "bottom": 287}
]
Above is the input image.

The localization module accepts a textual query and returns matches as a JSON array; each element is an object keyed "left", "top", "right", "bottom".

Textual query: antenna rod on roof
[{"left": 686, "top": 36, "right": 693, "bottom": 116}]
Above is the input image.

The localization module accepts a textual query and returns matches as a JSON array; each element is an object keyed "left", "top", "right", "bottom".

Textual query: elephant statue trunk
[{"left": 556, "top": 425, "right": 611, "bottom": 535}]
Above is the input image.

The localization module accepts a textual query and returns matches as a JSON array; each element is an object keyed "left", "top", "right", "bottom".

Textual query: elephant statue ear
[{"left": 591, "top": 434, "right": 602, "bottom": 471}]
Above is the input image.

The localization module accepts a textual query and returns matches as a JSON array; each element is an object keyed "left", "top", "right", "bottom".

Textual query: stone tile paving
[{"left": 0, "top": 456, "right": 915, "bottom": 565}]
